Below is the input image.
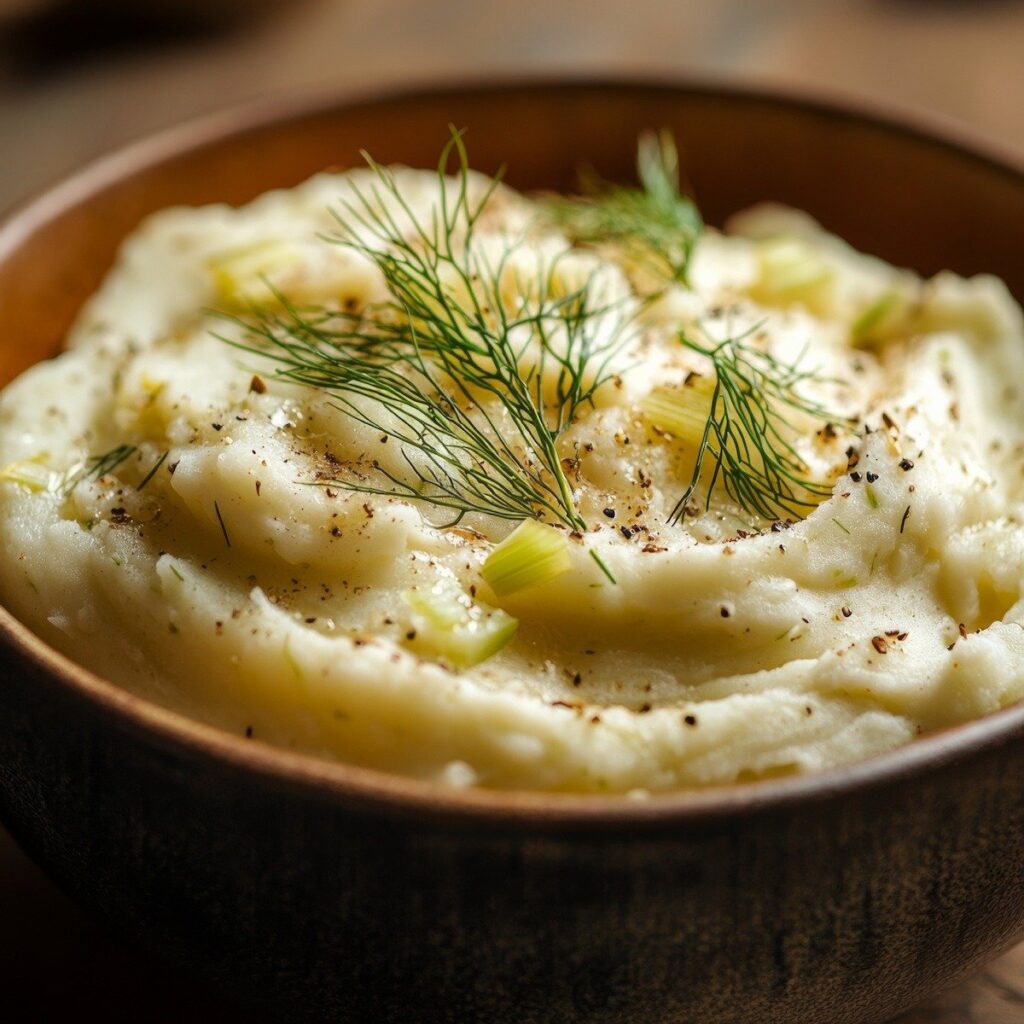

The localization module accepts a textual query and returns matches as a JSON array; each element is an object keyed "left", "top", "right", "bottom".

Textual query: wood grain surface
[
  {"left": 1, "top": 2, "right": 1023, "bottom": 1020},
  {"left": 4, "top": 814, "right": 1024, "bottom": 1023}
]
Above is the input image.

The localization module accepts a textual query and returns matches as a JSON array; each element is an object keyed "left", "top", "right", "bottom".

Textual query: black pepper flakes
[
  {"left": 899, "top": 459, "right": 914, "bottom": 471},
  {"left": 684, "top": 714, "right": 698, "bottom": 727},
  {"left": 603, "top": 507, "right": 616, "bottom": 519}
]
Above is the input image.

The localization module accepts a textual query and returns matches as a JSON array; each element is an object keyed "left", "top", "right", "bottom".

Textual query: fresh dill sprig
[
  {"left": 541, "top": 130, "right": 703, "bottom": 287},
  {"left": 668, "top": 324, "right": 839, "bottom": 524},
  {"left": 217, "top": 131, "right": 843, "bottom": 539},
  {"left": 61, "top": 444, "right": 137, "bottom": 495},
  {"left": 221, "top": 129, "right": 635, "bottom": 530}
]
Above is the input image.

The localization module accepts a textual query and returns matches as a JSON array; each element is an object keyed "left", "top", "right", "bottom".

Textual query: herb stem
[
  {"left": 668, "top": 324, "right": 843, "bottom": 523},
  {"left": 214, "top": 500, "right": 232, "bottom": 548},
  {"left": 137, "top": 450, "right": 169, "bottom": 491}
]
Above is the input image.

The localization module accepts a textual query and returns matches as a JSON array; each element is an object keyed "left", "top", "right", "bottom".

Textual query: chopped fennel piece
[
  {"left": 0, "top": 454, "right": 52, "bottom": 493},
  {"left": 851, "top": 290, "right": 905, "bottom": 346},
  {"left": 208, "top": 240, "right": 305, "bottom": 307},
  {"left": 481, "top": 519, "right": 573, "bottom": 597},
  {"left": 402, "top": 583, "right": 518, "bottom": 667},
  {"left": 639, "top": 376, "right": 715, "bottom": 447},
  {"left": 750, "top": 237, "right": 832, "bottom": 307}
]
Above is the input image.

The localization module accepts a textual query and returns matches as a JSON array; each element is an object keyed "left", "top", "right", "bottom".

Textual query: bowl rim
[{"left": 3, "top": 74, "right": 1024, "bottom": 831}]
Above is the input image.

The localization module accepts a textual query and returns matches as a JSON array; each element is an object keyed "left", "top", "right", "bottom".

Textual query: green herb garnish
[
  {"left": 221, "top": 129, "right": 635, "bottom": 531},
  {"left": 62, "top": 444, "right": 137, "bottom": 494},
  {"left": 137, "top": 449, "right": 169, "bottom": 491},
  {"left": 218, "top": 130, "right": 846, "bottom": 538},
  {"left": 668, "top": 324, "right": 839, "bottom": 524},
  {"left": 542, "top": 130, "right": 702, "bottom": 287}
]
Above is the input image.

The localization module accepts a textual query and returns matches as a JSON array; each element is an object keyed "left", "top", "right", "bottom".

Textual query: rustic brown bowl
[{"left": 2, "top": 80, "right": 1024, "bottom": 1024}]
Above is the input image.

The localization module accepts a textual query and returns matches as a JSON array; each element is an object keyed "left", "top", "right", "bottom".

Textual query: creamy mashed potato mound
[{"left": 2, "top": 156, "right": 1024, "bottom": 793}]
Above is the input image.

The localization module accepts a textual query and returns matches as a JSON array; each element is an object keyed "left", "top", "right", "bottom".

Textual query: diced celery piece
[
  {"left": 640, "top": 377, "right": 715, "bottom": 445},
  {"left": 481, "top": 519, "right": 572, "bottom": 597},
  {"left": 0, "top": 454, "right": 52, "bottom": 493},
  {"left": 208, "top": 239, "right": 304, "bottom": 308},
  {"left": 402, "top": 584, "right": 518, "bottom": 667},
  {"left": 750, "top": 237, "right": 832, "bottom": 306},
  {"left": 851, "top": 291, "right": 902, "bottom": 346}
]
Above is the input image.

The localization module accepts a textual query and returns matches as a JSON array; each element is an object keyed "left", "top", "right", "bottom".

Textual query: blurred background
[
  {"left": 2, "top": 0, "right": 1024, "bottom": 1020},
  {"left": 0, "top": 0, "right": 1023, "bottom": 210}
]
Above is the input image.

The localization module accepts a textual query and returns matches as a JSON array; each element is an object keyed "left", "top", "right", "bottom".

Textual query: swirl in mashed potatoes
[{"left": 1, "top": 148, "right": 1023, "bottom": 793}]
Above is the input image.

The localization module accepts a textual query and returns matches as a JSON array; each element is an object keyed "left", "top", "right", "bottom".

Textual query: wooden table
[{"left": 2, "top": 1, "right": 1024, "bottom": 1019}]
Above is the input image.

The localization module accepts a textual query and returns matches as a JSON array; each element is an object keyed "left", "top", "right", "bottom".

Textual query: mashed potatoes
[{"left": 1, "top": 149, "right": 1023, "bottom": 793}]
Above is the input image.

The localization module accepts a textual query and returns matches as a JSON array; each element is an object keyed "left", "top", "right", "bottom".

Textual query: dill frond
[
  {"left": 137, "top": 449, "right": 169, "bottom": 491},
  {"left": 668, "top": 324, "right": 840, "bottom": 524},
  {"left": 216, "top": 131, "right": 848, "bottom": 539},
  {"left": 221, "top": 130, "right": 636, "bottom": 530},
  {"left": 541, "top": 129, "right": 703, "bottom": 287},
  {"left": 61, "top": 444, "right": 137, "bottom": 495}
]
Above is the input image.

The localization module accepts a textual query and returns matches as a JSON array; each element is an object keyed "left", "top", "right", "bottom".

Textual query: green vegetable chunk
[
  {"left": 402, "top": 583, "right": 518, "bottom": 667},
  {"left": 481, "top": 519, "right": 572, "bottom": 596}
]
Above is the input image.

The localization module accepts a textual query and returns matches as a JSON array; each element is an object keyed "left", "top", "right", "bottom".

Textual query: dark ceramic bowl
[{"left": 2, "top": 80, "right": 1024, "bottom": 1024}]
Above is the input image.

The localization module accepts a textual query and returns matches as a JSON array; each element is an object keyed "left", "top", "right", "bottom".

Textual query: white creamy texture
[{"left": 2, "top": 166, "right": 1024, "bottom": 793}]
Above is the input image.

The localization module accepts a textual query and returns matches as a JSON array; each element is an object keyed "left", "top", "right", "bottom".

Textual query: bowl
[{"left": 2, "top": 79, "right": 1024, "bottom": 1024}]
